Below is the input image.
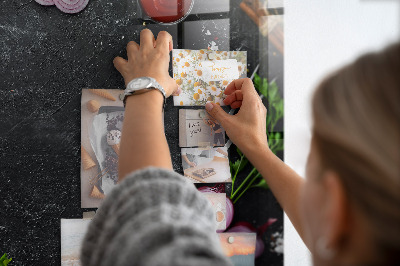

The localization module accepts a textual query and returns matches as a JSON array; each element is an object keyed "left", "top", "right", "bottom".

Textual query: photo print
[
  {"left": 61, "top": 219, "right": 92, "bottom": 266},
  {"left": 181, "top": 146, "right": 231, "bottom": 183},
  {"left": 203, "top": 193, "right": 227, "bottom": 231},
  {"left": 179, "top": 109, "right": 226, "bottom": 148},
  {"left": 172, "top": 49, "right": 247, "bottom": 106},
  {"left": 218, "top": 233, "right": 257, "bottom": 266},
  {"left": 81, "top": 89, "right": 124, "bottom": 208}
]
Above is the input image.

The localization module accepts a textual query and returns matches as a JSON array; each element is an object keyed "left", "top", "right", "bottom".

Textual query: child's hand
[
  {"left": 113, "top": 29, "right": 179, "bottom": 97},
  {"left": 205, "top": 78, "right": 269, "bottom": 155}
]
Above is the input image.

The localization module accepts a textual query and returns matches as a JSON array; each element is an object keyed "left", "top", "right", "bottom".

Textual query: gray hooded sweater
[{"left": 81, "top": 167, "right": 232, "bottom": 266}]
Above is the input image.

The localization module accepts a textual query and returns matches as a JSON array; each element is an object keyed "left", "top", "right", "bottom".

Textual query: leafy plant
[
  {"left": 0, "top": 253, "right": 12, "bottom": 266},
  {"left": 230, "top": 74, "right": 284, "bottom": 203}
]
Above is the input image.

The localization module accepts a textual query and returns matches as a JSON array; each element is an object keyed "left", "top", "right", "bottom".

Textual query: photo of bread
[
  {"left": 88, "top": 89, "right": 117, "bottom": 101},
  {"left": 192, "top": 168, "right": 216, "bottom": 179},
  {"left": 81, "top": 89, "right": 124, "bottom": 208}
]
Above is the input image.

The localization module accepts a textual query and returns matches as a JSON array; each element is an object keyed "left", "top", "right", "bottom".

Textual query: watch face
[{"left": 131, "top": 77, "right": 151, "bottom": 90}]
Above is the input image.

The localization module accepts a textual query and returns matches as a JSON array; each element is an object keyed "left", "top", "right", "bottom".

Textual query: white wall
[{"left": 284, "top": 1, "right": 400, "bottom": 265}]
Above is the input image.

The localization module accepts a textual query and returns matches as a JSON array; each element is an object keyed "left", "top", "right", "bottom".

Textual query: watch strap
[{"left": 122, "top": 77, "right": 166, "bottom": 109}]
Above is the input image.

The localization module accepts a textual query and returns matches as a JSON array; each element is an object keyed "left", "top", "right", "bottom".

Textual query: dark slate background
[{"left": 0, "top": 0, "right": 284, "bottom": 265}]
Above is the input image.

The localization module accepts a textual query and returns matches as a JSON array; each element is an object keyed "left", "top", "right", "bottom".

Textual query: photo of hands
[{"left": 181, "top": 146, "right": 231, "bottom": 183}]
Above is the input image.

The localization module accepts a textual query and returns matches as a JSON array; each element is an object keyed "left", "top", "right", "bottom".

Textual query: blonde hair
[{"left": 312, "top": 43, "right": 400, "bottom": 264}]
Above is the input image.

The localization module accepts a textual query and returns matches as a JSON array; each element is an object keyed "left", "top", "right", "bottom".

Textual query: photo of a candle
[{"left": 140, "top": 0, "right": 194, "bottom": 24}]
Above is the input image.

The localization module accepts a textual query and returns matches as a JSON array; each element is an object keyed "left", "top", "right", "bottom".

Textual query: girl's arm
[
  {"left": 182, "top": 154, "right": 197, "bottom": 167},
  {"left": 205, "top": 78, "right": 306, "bottom": 240},
  {"left": 113, "top": 29, "right": 179, "bottom": 181}
]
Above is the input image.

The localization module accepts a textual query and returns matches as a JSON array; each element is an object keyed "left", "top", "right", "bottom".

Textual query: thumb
[{"left": 205, "top": 102, "right": 231, "bottom": 128}]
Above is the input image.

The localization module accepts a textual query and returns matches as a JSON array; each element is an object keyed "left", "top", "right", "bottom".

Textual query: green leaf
[
  {"left": 230, "top": 160, "right": 241, "bottom": 173},
  {"left": 266, "top": 115, "right": 272, "bottom": 130},
  {"left": 252, "top": 178, "right": 269, "bottom": 190},
  {"left": 271, "top": 132, "right": 282, "bottom": 139},
  {"left": 253, "top": 73, "right": 261, "bottom": 88},
  {"left": 258, "top": 78, "right": 268, "bottom": 98},
  {"left": 238, "top": 158, "right": 248, "bottom": 172},
  {"left": 271, "top": 98, "right": 283, "bottom": 111},
  {"left": 236, "top": 147, "right": 243, "bottom": 157},
  {"left": 0, "top": 253, "right": 12, "bottom": 266},
  {"left": 268, "top": 83, "right": 278, "bottom": 102},
  {"left": 230, "top": 157, "right": 248, "bottom": 173}
]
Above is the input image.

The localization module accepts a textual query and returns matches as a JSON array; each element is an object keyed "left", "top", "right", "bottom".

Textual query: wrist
[
  {"left": 241, "top": 138, "right": 272, "bottom": 161},
  {"left": 124, "top": 76, "right": 166, "bottom": 108},
  {"left": 125, "top": 90, "right": 164, "bottom": 111}
]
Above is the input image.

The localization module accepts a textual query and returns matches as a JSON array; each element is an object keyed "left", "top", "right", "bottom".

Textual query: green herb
[
  {"left": 0, "top": 253, "right": 12, "bottom": 266},
  {"left": 230, "top": 74, "right": 284, "bottom": 203}
]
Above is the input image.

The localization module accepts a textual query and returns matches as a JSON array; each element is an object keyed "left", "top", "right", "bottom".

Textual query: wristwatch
[{"left": 120, "top": 77, "right": 166, "bottom": 109}]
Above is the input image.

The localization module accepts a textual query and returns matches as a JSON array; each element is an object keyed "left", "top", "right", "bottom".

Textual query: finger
[
  {"left": 226, "top": 78, "right": 260, "bottom": 107},
  {"left": 205, "top": 102, "right": 231, "bottom": 128},
  {"left": 224, "top": 78, "right": 256, "bottom": 97},
  {"left": 113, "top": 56, "right": 128, "bottom": 73},
  {"left": 230, "top": 101, "right": 243, "bottom": 109},
  {"left": 155, "top": 31, "right": 173, "bottom": 53},
  {"left": 165, "top": 79, "right": 179, "bottom": 98},
  {"left": 139, "top": 29, "right": 155, "bottom": 51},
  {"left": 126, "top": 41, "right": 139, "bottom": 58},
  {"left": 223, "top": 90, "right": 243, "bottom": 105},
  {"left": 224, "top": 79, "right": 241, "bottom": 95},
  {"left": 172, "top": 86, "right": 182, "bottom": 96}
]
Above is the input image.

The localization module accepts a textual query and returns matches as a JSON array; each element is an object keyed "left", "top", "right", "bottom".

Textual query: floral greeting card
[{"left": 173, "top": 49, "right": 247, "bottom": 106}]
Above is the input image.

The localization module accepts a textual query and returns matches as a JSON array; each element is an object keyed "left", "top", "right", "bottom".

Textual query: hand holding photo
[{"left": 173, "top": 49, "right": 247, "bottom": 106}]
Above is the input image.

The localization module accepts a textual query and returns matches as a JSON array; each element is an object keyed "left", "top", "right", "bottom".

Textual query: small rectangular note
[{"left": 199, "top": 59, "right": 239, "bottom": 82}]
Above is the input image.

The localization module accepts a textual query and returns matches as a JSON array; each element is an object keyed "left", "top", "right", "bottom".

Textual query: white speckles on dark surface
[
  {"left": 0, "top": 0, "right": 284, "bottom": 265},
  {"left": 183, "top": 19, "right": 230, "bottom": 51}
]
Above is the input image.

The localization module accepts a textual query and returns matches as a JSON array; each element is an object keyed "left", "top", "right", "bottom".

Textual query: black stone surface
[{"left": 0, "top": 0, "right": 284, "bottom": 265}]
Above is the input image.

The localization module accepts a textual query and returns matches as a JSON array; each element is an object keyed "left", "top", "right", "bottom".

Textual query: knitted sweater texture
[{"left": 81, "top": 167, "right": 232, "bottom": 266}]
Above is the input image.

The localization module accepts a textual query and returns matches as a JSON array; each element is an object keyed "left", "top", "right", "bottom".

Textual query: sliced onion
[
  {"left": 197, "top": 184, "right": 225, "bottom": 193},
  {"left": 225, "top": 197, "right": 234, "bottom": 229},
  {"left": 35, "top": 0, "right": 55, "bottom": 6},
  {"left": 197, "top": 186, "right": 216, "bottom": 193},
  {"left": 198, "top": 186, "right": 234, "bottom": 232},
  {"left": 54, "top": 0, "right": 89, "bottom": 13}
]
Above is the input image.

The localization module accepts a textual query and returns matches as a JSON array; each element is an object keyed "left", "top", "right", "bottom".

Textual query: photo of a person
[
  {"left": 179, "top": 109, "right": 226, "bottom": 147},
  {"left": 181, "top": 149, "right": 201, "bottom": 169},
  {"left": 203, "top": 117, "right": 225, "bottom": 147}
]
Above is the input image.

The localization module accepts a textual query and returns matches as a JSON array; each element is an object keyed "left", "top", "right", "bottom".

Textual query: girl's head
[{"left": 301, "top": 43, "right": 400, "bottom": 265}]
